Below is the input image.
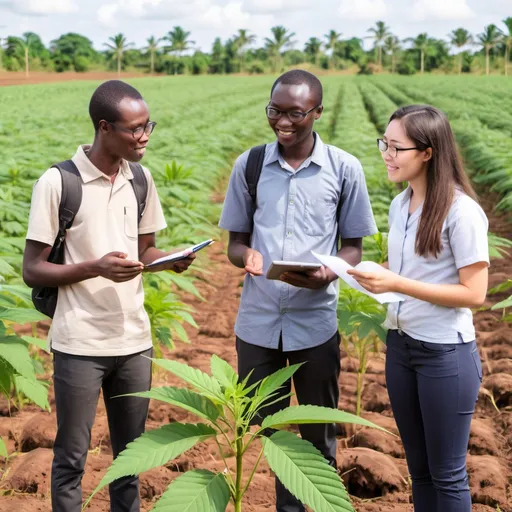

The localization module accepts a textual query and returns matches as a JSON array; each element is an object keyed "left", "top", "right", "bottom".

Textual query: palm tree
[
  {"left": 366, "top": 21, "right": 390, "bottom": 67},
  {"left": 405, "top": 33, "right": 431, "bottom": 74},
  {"left": 143, "top": 36, "right": 161, "bottom": 75},
  {"left": 0, "top": 36, "right": 6, "bottom": 71},
  {"left": 264, "top": 26, "right": 296, "bottom": 71},
  {"left": 164, "top": 26, "right": 195, "bottom": 59},
  {"left": 14, "top": 33, "right": 37, "bottom": 77},
  {"left": 502, "top": 17, "right": 512, "bottom": 76},
  {"left": 383, "top": 35, "right": 400, "bottom": 73},
  {"left": 304, "top": 37, "right": 323, "bottom": 66},
  {"left": 104, "top": 33, "right": 133, "bottom": 77},
  {"left": 324, "top": 30, "right": 342, "bottom": 69},
  {"left": 449, "top": 28, "right": 473, "bottom": 75},
  {"left": 233, "top": 29, "right": 256, "bottom": 71},
  {"left": 477, "top": 24, "right": 503, "bottom": 76}
]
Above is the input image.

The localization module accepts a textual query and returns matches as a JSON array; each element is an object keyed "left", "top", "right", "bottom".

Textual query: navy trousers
[
  {"left": 385, "top": 329, "right": 482, "bottom": 512},
  {"left": 236, "top": 332, "right": 341, "bottom": 512}
]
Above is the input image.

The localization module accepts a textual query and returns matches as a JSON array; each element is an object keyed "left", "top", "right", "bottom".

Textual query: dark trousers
[
  {"left": 385, "top": 330, "right": 482, "bottom": 512},
  {"left": 51, "top": 348, "right": 153, "bottom": 512},
  {"left": 236, "top": 332, "right": 341, "bottom": 512}
]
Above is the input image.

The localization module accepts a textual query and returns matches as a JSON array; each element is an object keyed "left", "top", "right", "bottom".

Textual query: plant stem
[
  {"left": 242, "top": 446, "right": 264, "bottom": 496},
  {"left": 234, "top": 437, "right": 244, "bottom": 512}
]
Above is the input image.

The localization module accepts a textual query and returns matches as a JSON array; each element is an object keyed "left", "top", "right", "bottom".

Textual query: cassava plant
[
  {"left": 0, "top": 258, "right": 51, "bottom": 457},
  {"left": 337, "top": 287, "right": 387, "bottom": 417},
  {"left": 489, "top": 279, "right": 512, "bottom": 323},
  {"left": 84, "top": 354, "right": 389, "bottom": 511}
]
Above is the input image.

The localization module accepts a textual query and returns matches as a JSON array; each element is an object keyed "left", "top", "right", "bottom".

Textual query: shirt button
[
  {"left": 281, "top": 309, "right": 287, "bottom": 314},
  {"left": 287, "top": 231, "right": 292, "bottom": 237},
  {"left": 289, "top": 199, "right": 294, "bottom": 205}
]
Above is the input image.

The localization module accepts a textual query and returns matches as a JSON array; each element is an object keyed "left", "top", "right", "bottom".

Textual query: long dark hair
[{"left": 389, "top": 105, "right": 477, "bottom": 258}]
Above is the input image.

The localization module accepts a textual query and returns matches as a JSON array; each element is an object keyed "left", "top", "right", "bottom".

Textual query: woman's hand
[{"left": 347, "top": 267, "right": 401, "bottom": 294}]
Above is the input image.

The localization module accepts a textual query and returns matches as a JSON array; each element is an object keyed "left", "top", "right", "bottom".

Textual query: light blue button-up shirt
[
  {"left": 383, "top": 187, "right": 489, "bottom": 344},
  {"left": 219, "top": 134, "right": 377, "bottom": 351}
]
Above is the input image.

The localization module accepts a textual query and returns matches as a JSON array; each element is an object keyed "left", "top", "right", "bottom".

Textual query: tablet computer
[
  {"left": 266, "top": 260, "right": 322, "bottom": 280},
  {"left": 145, "top": 239, "right": 214, "bottom": 269}
]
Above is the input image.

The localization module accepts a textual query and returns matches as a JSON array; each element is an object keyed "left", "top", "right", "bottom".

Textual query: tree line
[{"left": 1, "top": 19, "right": 511, "bottom": 78}]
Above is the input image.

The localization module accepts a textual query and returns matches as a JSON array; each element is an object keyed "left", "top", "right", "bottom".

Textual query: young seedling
[
  {"left": 84, "top": 354, "right": 390, "bottom": 512},
  {"left": 337, "top": 287, "right": 387, "bottom": 417}
]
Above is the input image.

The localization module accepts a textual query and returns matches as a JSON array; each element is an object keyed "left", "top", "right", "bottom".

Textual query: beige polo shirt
[{"left": 26, "top": 145, "right": 167, "bottom": 356}]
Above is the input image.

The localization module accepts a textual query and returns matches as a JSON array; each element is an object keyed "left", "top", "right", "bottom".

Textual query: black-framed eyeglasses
[
  {"left": 108, "top": 121, "right": 157, "bottom": 139},
  {"left": 377, "top": 138, "right": 422, "bottom": 158},
  {"left": 266, "top": 104, "right": 321, "bottom": 123}
]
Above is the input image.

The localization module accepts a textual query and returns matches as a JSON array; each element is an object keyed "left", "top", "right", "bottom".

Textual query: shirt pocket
[
  {"left": 304, "top": 198, "right": 337, "bottom": 237},
  {"left": 124, "top": 206, "right": 138, "bottom": 240}
]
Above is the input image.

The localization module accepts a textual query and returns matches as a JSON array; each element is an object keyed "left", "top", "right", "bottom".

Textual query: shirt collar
[
  {"left": 72, "top": 145, "right": 133, "bottom": 183},
  {"left": 400, "top": 185, "right": 413, "bottom": 206},
  {"left": 263, "top": 132, "right": 327, "bottom": 170}
]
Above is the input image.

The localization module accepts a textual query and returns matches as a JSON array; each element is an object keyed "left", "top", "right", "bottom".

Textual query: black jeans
[
  {"left": 236, "top": 332, "right": 341, "bottom": 512},
  {"left": 386, "top": 330, "right": 482, "bottom": 512},
  {"left": 51, "top": 348, "right": 152, "bottom": 512}
]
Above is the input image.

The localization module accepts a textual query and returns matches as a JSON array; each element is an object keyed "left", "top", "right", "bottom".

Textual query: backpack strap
[
  {"left": 335, "top": 177, "right": 345, "bottom": 251},
  {"left": 128, "top": 162, "right": 148, "bottom": 224},
  {"left": 245, "top": 144, "right": 266, "bottom": 231},
  {"left": 49, "top": 160, "right": 82, "bottom": 262}
]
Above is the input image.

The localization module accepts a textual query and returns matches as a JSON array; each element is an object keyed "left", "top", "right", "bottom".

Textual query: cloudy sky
[{"left": 0, "top": 0, "right": 510, "bottom": 52}]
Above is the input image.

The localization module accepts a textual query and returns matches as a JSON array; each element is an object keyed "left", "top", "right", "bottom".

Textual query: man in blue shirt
[{"left": 219, "top": 69, "right": 377, "bottom": 511}]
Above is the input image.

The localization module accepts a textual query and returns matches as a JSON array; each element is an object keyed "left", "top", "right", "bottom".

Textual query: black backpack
[
  {"left": 32, "top": 160, "right": 148, "bottom": 318},
  {"left": 245, "top": 144, "right": 344, "bottom": 247}
]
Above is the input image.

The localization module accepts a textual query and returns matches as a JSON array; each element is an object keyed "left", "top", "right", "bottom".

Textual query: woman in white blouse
[{"left": 349, "top": 104, "right": 489, "bottom": 512}]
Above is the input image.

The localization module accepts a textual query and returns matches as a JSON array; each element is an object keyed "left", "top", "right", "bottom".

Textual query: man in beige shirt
[{"left": 23, "top": 80, "right": 195, "bottom": 512}]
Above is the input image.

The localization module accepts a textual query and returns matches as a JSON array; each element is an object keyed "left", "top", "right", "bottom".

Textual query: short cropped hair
[
  {"left": 89, "top": 80, "right": 143, "bottom": 131},
  {"left": 270, "top": 69, "right": 323, "bottom": 104}
]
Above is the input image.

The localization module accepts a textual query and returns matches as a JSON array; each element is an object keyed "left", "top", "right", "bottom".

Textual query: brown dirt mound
[
  {"left": 467, "top": 455, "right": 510, "bottom": 508},
  {"left": 469, "top": 419, "right": 501, "bottom": 456},
  {"left": 482, "top": 373, "right": 512, "bottom": 407},
  {"left": 338, "top": 447, "right": 408, "bottom": 499},
  {"left": 3, "top": 448, "right": 53, "bottom": 495},
  {"left": 361, "top": 383, "right": 391, "bottom": 413},
  {"left": 19, "top": 413, "right": 56, "bottom": 452}
]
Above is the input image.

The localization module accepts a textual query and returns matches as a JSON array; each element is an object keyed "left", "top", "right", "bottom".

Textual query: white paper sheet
[{"left": 311, "top": 251, "right": 406, "bottom": 304}]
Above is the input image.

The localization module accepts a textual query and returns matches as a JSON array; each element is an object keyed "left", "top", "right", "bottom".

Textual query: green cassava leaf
[
  {"left": 86, "top": 423, "right": 216, "bottom": 507},
  {"left": 491, "top": 295, "right": 512, "bottom": 310},
  {"left": 262, "top": 405, "right": 391, "bottom": 434},
  {"left": 125, "top": 387, "right": 219, "bottom": 422},
  {"left": 0, "top": 284, "right": 33, "bottom": 304},
  {"left": 14, "top": 375, "right": 50, "bottom": 411},
  {"left": 21, "top": 335, "right": 49, "bottom": 352},
  {"left": 256, "top": 364, "right": 302, "bottom": 398},
  {"left": 152, "top": 470, "right": 230, "bottom": 512},
  {"left": 151, "top": 358, "right": 224, "bottom": 402},
  {"left": 263, "top": 430, "right": 354, "bottom": 512},
  {"left": 0, "top": 436, "right": 7, "bottom": 458},
  {"left": 210, "top": 355, "right": 237, "bottom": 391},
  {"left": 0, "top": 307, "right": 47, "bottom": 324},
  {"left": 0, "top": 337, "right": 36, "bottom": 380}
]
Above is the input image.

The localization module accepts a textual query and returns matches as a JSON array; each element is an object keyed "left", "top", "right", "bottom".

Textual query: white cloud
[
  {"left": 199, "top": 2, "right": 250, "bottom": 29},
  {"left": 411, "top": 0, "right": 475, "bottom": 22},
  {"left": 96, "top": 0, "right": 274, "bottom": 43},
  {"left": 0, "top": 0, "right": 78, "bottom": 15},
  {"left": 97, "top": 0, "right": 215, "bottom": 25},
  {"left": 243, "top": 0, "right": 308, "bottom": 15},
  {"left": 195, "top": 1, "right": 274, "bottom": 37},
  {"left": 97, "top": 3, "right": 119, "bottom": 27},
  {"left": 338, "top": 0, "right": 388, "bottom": 21}
]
